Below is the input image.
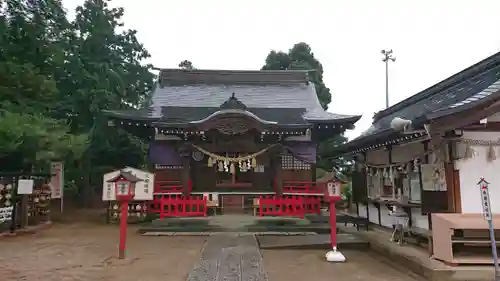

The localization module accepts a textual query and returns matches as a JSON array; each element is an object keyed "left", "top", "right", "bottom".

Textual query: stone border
[
  {"left": 0, "top": 221, "right": 52, "bottom": 238},
  {"left": 142, "top": 231, "right": 318, "bottom": 236}
]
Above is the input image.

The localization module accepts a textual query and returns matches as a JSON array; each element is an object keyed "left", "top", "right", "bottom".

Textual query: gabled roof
[
  {"left": 333, "top": 50, "right": 500, "bottom": 154},
  {"left": 107, "top": 170, "right": 142, "bottom": 183},
  {"left": 103, "top": 69, "right": 361, "bottom": 126}
]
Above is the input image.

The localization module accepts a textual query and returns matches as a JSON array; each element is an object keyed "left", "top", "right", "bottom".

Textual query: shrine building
[
  {"left": 330, "top": 51, "right": 500, "bottom": 265},
  {"left": 103, "top": 69, "right": 360, "bottom": 216}
]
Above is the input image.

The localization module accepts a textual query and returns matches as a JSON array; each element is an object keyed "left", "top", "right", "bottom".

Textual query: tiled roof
[
  {"left": 158, "top": 106, "right": 310, "bottom": 125},
  {"left": 151, "top": 83, "right": 357, "bottom": 122},
  {"left": 105, "top": 69, "right": 361, "bottom": 125},
  {"left": 358, "top": 52, "right": 500, "bottom": 139}
]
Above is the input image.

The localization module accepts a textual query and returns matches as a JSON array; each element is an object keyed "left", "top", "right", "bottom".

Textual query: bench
[{"left": 337, "top": 213, "right": 369, "bottom": 231}]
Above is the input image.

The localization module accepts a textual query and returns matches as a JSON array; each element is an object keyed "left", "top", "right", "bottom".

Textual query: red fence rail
[
  {"left": 149, "top": 195, "right": 207, "bottom": 218},
  {"left": 282, "top": 181, "right": 324, "bottom": 194},
  {"left": 154, "top": 180, "right": 183, "bottom": 193},
  {"left": 258, "top": 195, "right": 305, "bottom": 218},
  {"left": 302, "top": 196, "right": 322, "bottom": 214}
]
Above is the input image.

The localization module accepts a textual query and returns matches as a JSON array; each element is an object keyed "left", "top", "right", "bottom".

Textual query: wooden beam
[
  {"left": 461, "top": 121, "right": 500, "bottom": 131},
  {"left": 431, "top": 98, "right": 500, "bottom": 132}
]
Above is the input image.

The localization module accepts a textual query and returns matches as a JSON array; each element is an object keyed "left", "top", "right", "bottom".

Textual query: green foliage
[
  {"left": 0, "top": 0, "right": 154, "bottom": 205},
  {"left": 262, "top": 42, "right": 348, "bottom": 171},
  {"left": 340, "top": 182, "right": 352, "bottom": 202},
  {"left": 179, "top": 60, "right": 195, "bottom": 70},
  {"left": 262, "top": 42, "right": 331, "bottom": 110}
]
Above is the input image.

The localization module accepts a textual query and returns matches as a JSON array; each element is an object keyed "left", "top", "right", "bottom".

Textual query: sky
[{"left": 63, "top": 0, "right": 500, "bottom": 139}]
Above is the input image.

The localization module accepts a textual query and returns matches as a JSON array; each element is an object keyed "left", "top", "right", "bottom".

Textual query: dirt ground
[
  {"left": 0, "top": 223, "right": 206, "bottom": 281},
  {"left": 0, "top": 219, "right": 426, "bottom": 281},
  {"left": 262, "top": 249, "right": 425, "bottom": 281}
]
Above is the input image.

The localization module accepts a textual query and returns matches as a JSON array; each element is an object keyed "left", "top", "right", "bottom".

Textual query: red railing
[
  {"left": 282, "top": 181, "right": 324, "bottom": 194},
  {"left": 154, "top": 180, "right": 183, "bottom": 193},
  {"left": 154, "top": 179, "right": 192, "bottom": 194},
  {"left": 149, "top": 195, "right": 207, "bottom": 218},
  {"left": 302, "top": 196, "right": 322, "bottom": 214},
  {"left": 258, "top": 195, "right": 305, "bottom": 218}
]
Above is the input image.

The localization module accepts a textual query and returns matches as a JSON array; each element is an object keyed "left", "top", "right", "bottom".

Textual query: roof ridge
[
  {"left": 373, "top": 50, "right": 500, "bottom": 122},
  {"left": 155, "top": 68, "right": 314, "bottom": 74},
  {"left": 157, "top": 68, "right": 313, "bottom": 86}
]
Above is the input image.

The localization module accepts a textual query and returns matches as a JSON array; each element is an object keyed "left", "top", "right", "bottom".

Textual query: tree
[
  {"left": 0, "top": 0, "right": 88, "bottom": 171},
  {"left": 262, "top": 42, "right": 346, "bottom": 171},
  {"left": 0, "top": 0, "right": 155, "bottom": 206},
  {"left": 262, "top": 42, "right": 331, "bottom": 110},
  {"left": 67, "top": 0, "right": 155, "bottom": 205},
  {"left": 178, "top": 59, "right": 195, "bottom": 70}
]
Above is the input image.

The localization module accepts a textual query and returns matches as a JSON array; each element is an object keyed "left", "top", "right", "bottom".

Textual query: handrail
[{"left": 283, "top": 181, "right": 324, "bottom": 194}]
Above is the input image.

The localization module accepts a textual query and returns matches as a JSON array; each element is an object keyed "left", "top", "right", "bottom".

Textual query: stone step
[{"left": 138, "top": 224, "right": 332, "bottom": 234}]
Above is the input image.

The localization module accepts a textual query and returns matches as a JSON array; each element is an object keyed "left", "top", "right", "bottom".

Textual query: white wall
[
  {"left": 455, "top": 131, "right": 500, "bottom": 214},
  {"left": 412, "top": 209, "right": 429, "bottom": 229},
  {"left": 358, "top": 203, "right": 368, "bottom": 218}
]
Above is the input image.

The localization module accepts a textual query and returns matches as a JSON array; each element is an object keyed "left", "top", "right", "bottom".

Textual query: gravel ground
[
  {"left": 0, "top": 223, "right": 205, "bottom": 281},
  {"left": 262, "top": 249, "right": 425, "bottom": 281}
]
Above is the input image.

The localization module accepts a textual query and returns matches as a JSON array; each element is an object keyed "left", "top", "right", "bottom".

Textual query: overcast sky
[{"left": 63, "top": 0, "right": 500, "bottom": 139}]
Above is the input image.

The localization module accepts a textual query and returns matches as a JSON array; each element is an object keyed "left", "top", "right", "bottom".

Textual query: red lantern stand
[
  {"left": 107, "top": 170, "right": 141, "bottom": 259},
  {"left": 323, "top": 179, "right": 346, "bottom": 262}
]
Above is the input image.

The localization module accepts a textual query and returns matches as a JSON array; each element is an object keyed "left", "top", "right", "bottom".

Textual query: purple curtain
[
  {"left": 147, "top": 142, "right": 183, "bottom": 165},
  {"left": 284, "top": 142, "right": 316, "bottom": 164}
]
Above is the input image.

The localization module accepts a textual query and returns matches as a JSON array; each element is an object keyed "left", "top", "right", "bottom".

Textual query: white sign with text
[{"left": 101, "top": 167, "right": 155, "bottom": 201}]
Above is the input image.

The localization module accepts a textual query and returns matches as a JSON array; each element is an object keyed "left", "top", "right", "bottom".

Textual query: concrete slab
[
  {"left": 339, "top": 225, "right": 496, "bottom": 281},
  {"left": 257, "top": 233, "right": 369, "bottom": 250}
]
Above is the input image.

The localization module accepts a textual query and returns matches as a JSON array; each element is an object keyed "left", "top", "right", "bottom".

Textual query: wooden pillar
[
  {"left": 181, "top": 156, "right": 191, "bottom": 196},
  {"left": 274, "top": 146, "right": 284, "bottom": 195},
  {"left": 423, "top": 141, "right": 432, "bottom": 230}
]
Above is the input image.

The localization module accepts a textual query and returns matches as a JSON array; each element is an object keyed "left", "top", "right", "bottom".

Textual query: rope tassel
[
  {"left": 464, "top": 143, "right": 474, "bottom": 159},
  {"left": 487, "top": 145, "right": 496, "bottom": 162}
]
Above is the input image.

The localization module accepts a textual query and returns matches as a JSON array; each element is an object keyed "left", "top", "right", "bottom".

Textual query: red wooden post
[
  {"left": 324, "top": 180, "right": 345, "bottom": 262},
  {"left": 329, "top": 199, "right": 337, "bottom": 250},
  {"left": 119, "top": 200, "right": 128, "bottom": 259},
  {"left": 107, "top": 170, "right": 140, "bottom": 260}
]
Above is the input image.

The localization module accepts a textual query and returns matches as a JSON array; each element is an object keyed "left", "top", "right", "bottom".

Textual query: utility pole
[{"left": 381, "top": 49, "right": 396, "bottom": 109}]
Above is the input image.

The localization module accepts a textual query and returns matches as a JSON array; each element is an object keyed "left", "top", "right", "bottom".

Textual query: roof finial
[{"left": 220, "top": 92, "right": 247, "bottom": 110}]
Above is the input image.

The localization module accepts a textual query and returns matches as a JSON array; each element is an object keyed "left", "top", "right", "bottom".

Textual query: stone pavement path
[{"left": 186, "top": 234, "right": 268, "bottom": 281}]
